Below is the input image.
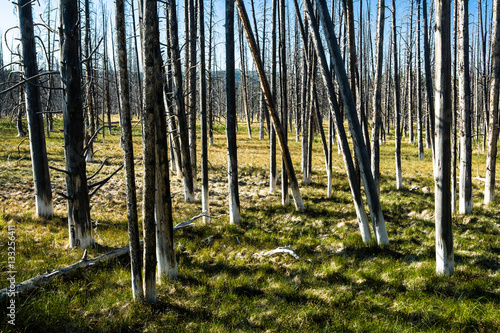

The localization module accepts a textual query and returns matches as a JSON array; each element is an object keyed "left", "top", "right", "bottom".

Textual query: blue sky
[{"left": 0, "top": 0, "right": 494, "bottom": 70}]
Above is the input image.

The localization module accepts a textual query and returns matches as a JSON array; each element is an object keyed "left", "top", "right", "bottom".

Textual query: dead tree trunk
[
  {"left": 18, "top": 0, "right": 53, "bottom": 218},
  {"left": 152, "top": 9, "right": 177, "bottom": 281},
  {"left": 270, "top": 0, "right": 277, "bottom": 193},
  {"left": 141, "top": 0, "right": 158, "bottom": 302},
  {"left": 279, "top": 0, "right": 289, "bottom": 206},
  {"left": 458, "top": 0, "right": 472, "bottom": 214},
  {"left": 452, "top": 0, "right": 458, "bottom": 213},
  {"left": 235, "top": 0, "right": 305, "bottom": 212},
  {"left": 298, "top": 0, "right": 371, "bottom": 243},
  {"left": 417, "top": 0, "right": 425, "bottom": 160},
  {"left": 188, "top": 0, "right": 197, "bottom": 189},
  {"left": 315, "top": 0, "right": 389, "bottom": 245},
  {"left": 115, "top": 0, "right": 143, "bottom": 300},
  {"left": 238, "top": 17, "right": 253, "bottom": 139},
  {"left": 484, "top": 0, "right": 500, "bottom": 204},
  {"left": 167, "top": 0, "right": 195, "bottom": 202},
  {"left": 391, "top": 0, "right": 403, "bottom": 189},
  {"left": 227, "top": 0, "right": 242, "bottom": 223},
  {"left": 84, "top": 0, "right": 95, "bottom": 163},
  {"left": 434, "top": 0, "right": 454, "bottom": 275},
  {"left": 370, "top": 0, "right": 385, "bottom": 193},
  {"left": 423, "top": 0, "right": 436, "bottom": 156},
  {"left": 199, "top": 0, "right": 210, "bottom": 222},
  {"left": 208, "top": 0, "right": 215, "bottom": 145},
  {"left": 130, "top": 0, "right": 143, "bottom": 118},
  {"left": 59, "top": 0, "right": 93, "bottom": 249},
  {"left": 407, "top": 0, "right": 414, "bottom": 144}
]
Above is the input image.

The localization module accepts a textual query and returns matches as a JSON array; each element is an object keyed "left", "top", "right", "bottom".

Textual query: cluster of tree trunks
[{"left": 9, "top": 0, "right": 500, "bottom": 297}]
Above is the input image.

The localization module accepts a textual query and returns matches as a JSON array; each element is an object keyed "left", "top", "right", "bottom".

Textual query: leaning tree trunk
[
  {"left": 115, "top": 0, "right": 143, "bottom": 300},
  {"left": 298, "top": 0, "right": 372, "bottom": 243},
  {"left": 59, "top": 0, "right": 93, "bottom": 249},
  {"left": 391, "top": 0, "right": 403, "bottom": 190},
  {"left": 484, "top": 0, "right": 500, "bottom": 204},
  {"left": 269, "top": 0, "right": 277, "bottom": 193},
  {"left": 370, "top": 0, "right": 385, "bottom": 193},
  {"left": 238, "top": 17, "right": 253, "bottom": 139},
  {"left": 434, "top": 0, "right": 454, "bottom": 276},
  {"left": 227, "top": 0, "right": 242, "bottom": 223},
  {"left": 18, "top": 0, "right": 53, "bottom": 218},
  {"left": 458, "top": 0, "right": 472, "bottom": 214},
  {"left": 235, "top": 0, "right": 305, "bottom": 212},
  {"left": 167, "top": 0, "right": 195, "bottom": 202},
  {"left": 315, "top": 0, "right": 389, "bottom": 245}
]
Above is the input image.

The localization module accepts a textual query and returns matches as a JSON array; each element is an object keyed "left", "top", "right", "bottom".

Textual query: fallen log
[
  {"left": 0, "top": 213, "right": 226, "bottom": 300},
  {"left": 0, "top": 244, "right": 139, "bottom": 301}
]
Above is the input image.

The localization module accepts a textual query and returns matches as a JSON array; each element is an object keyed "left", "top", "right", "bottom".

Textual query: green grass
[{"left": 0, "top": 117, "right": 499, "bottom": 332}]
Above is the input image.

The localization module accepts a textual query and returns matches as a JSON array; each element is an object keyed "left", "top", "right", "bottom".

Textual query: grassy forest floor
[{"left": 0, "top": 117, "right": 499, "bottom": 332}]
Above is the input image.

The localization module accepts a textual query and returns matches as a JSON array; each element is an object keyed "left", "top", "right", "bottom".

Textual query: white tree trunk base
[{"left": 36, "top": 197, "right": 54, "bottom": 218}]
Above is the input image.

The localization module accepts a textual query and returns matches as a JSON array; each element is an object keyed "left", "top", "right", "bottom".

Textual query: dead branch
[
  {"left": 82, "top": 125, "right": 117, "bottom": 156},
  {"left": 89, "top": 164, "right": 124, "bottom": 198},
  {"left": 253, "top": 246, "right": 300, "bottom": 260},
  {"left": 36, "top": 110, "right": 64, "bottom": 114},
  {"left": 173, "top": 213, "right": 227, "bottom": 231},
  {"left": 81, "top": 36, "right": 103, "bottom": 63},
  {"left": 87, "top": 158, "right": 108, "bottom": 181},
  {"left": 56, "top": 191, "right": 71, "bottom": 201},
  {"left": 7, "top": 153, "right": 27, "bottom": 165},
  {"left": 0, "top": 71, "right": 60, "bottom": 96},
  {"left": 6, "top": 138, "right": 29, "bottom": 165},
  {"left": 49, "top": 165, "right": 70, "bottom": 175}
]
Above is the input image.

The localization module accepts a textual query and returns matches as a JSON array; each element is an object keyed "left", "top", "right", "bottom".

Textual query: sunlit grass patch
[{"left": 0, "top": 119, "right": 499, "bottom": 332}]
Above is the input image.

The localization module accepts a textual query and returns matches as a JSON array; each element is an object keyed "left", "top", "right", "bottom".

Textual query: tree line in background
[{"left": 0, "top": 0, "right": 499, "bottom": 302}]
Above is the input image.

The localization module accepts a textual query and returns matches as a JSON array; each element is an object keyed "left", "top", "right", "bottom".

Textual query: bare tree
[
  {"left": 423, "top": 0, "right": 435, "bottom": 156},
  {"left": 370, "top": 0, "right": 385, "bottom": 192},
  {"left": 84, "top": 0, "right": 96, "bottom": 163},
  {"left": 18, "top": 0, "right": 54, "bottom": 218},
  {"left": 199, "top": 0, "right": 210, "bottom": 222},
  {"left": 140, "top": 0, "right": 158, "bottom": 302},
  {"left": 115, "top": 0, "right": 142, "bottom": 300},
  {"left": 167, "top": 0, "right": 195, "bottom": 202},
  {"left": 458, "top": 0, "right": 472, "bottom": 214},
  {"left": 227, "top": 0, "right": 242, "bottom": 223},
  {"left": 235, "top": 0, "right": 305, "bottom": 212},
  {"left": 269, "top": 0, "right": 277, "bottom": 193},
  {"left": 188, "top": 0, "right": 197, "bottom": 189},
  {"left": 417, "top": 0, "right": 425, "bottom": 160},
  {"left": 434, "top": 0, "right": 454, "bottom": 275},
  {"left": 59, "top": 0, "right": 93, "bottom": 249},
  {"left": 407, "top": 0, "right": 414, "bottom": 144},
  {"left": 315, "top": 0, "right": 389, "bottom": 245},
  {"left": 279, "top": 0, "right": 289, "bottom": 206},
  {"left": 298, "top": 0, "right": 372, "bottom": 243},
  {"left": 391, "top": 0, "right": 403, "bottom": 189},
  {"left": 484, "top": 0, "right": 500, "bottom": 204},
  {"left": 238, "top": 16, "right": 253, "bottom": 139}
]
